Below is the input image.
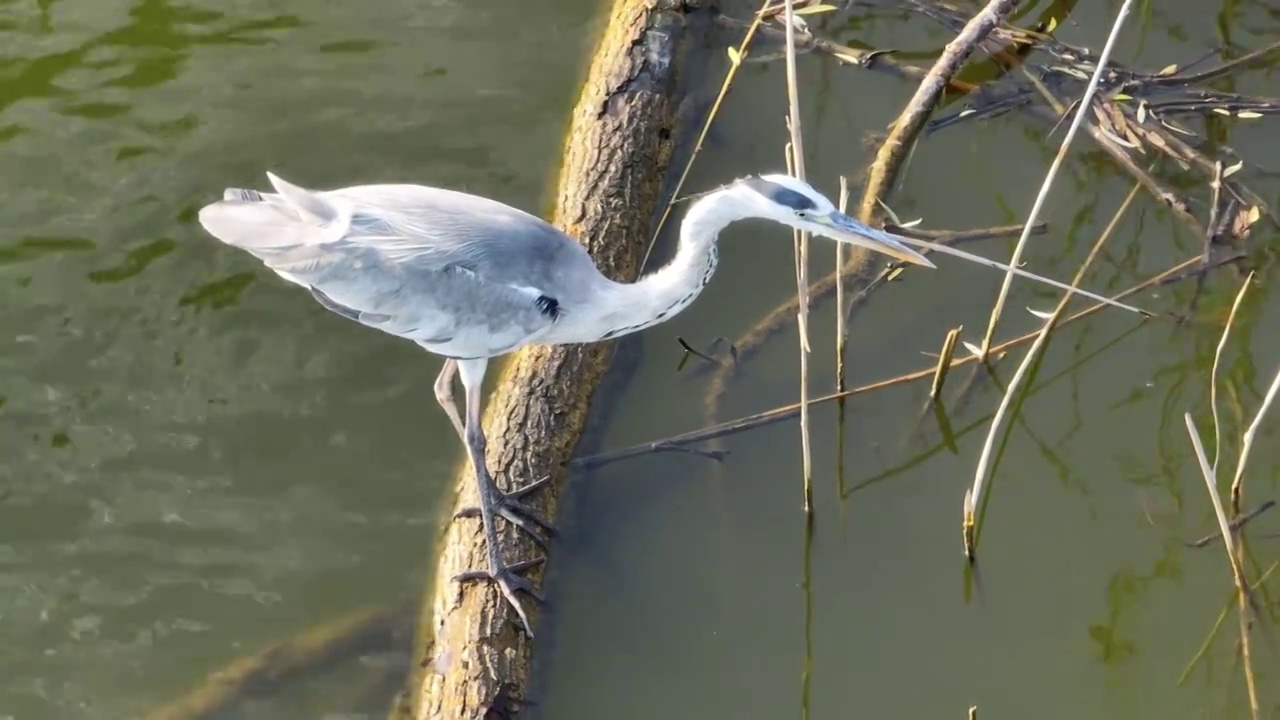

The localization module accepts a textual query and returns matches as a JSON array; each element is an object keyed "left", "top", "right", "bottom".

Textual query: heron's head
[{"left": 727, "top": 174, "right": 934, "bottom": 268}]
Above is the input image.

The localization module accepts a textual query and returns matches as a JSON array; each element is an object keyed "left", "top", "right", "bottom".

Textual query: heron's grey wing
[
  {"left": 302, "top": 260, "right": 564, "bottom": 357},
  {"left": 196, "top": 172, "right": 586, "bottom": 357},
  {"left": 328, "top": 181, "right": 601, "bottom": 295}
]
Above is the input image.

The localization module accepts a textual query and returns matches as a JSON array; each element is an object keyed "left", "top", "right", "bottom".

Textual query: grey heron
[
  {"left": 195, "top": 172, "right": 931, "bottom": 635},
  {"left": 196, "top": 171, "right": 1140, "bottom": 637}
]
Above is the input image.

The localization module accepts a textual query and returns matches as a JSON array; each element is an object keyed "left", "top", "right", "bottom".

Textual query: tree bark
[{"left": 408, "top": 1, "right": 705, "bottom": 718}]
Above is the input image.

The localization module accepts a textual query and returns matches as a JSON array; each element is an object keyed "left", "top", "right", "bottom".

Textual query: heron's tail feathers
[{"left": 197, "top": 172, "right": 353, "bottom": 252}]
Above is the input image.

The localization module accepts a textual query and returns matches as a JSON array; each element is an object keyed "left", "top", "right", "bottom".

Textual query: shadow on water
[{"left": 3, "top": 0, "right": 1280, "bottom": 718}]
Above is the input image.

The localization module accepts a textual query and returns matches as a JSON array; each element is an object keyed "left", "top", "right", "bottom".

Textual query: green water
[{"left": 3, "top": 0, "right": 1279, "bottom": 718}]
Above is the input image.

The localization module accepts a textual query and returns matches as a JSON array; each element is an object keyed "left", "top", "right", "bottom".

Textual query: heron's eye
[{"left": 796, "top": 210, "right": 808, "bottom": 219}]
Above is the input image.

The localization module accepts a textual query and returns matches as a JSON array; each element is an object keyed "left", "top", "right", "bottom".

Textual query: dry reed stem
[
  {"left": 836, "top": 0, "right": 1019, "bottom": 402},
  {"left": 695, "top": 223, "right": 1046, "bottom": 464},
  {"left": 962, "top": 487, "right": 976, "bottom": 559},
  {"left": 713, "top": 14, "right": 1247, "bottom": 391},
  {"left": 579, "top": 252, "right": 1236, "bottom": 471},
  {"left": 836, "top": 175, "right": 850, "bottom": 391},
  {"left": 1229, "top": 356, "right": 1280, "bottom": 516},
  {"left": 1205, "top": 160, "right": 1225, "bottom": 264},
  {"left": 1182, "top": 413, "right": 1259, "bottom": 720},
  {"left": 1210, "top": 272, "right": 1254, "bottom": 477},
  {"left": 930, "top": 327, "right": 962, "bottom": 402},
  {"left": 782, "top": 0, "right": 814, "bottom": 514},
  {"left": 1235, "top": 544, "right": 1260, "bottom": 720},
  {"left": 695, "top": 221, "right": 1043, "bottom": 384},
  {"left": 977, "top": 0, "right": 1137, "bottom": 360},
  {"left": 965, "top": 180, "right": 1142, "bottom": 560}
]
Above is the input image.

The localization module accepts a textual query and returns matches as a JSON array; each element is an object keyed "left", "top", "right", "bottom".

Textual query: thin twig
[
  {"left": 977, "top": 0, "right": 1137, "bottom": 360},
  {"left": 1185, "top": 500, "right": 1277, "bottom": 549},
  {"left": 965, "top": 180, "right": 1142, "bottom": 560},
  {"left": 782, "top": 0, "right": 813, "bottom": 515},
  {"left": 1144, "top": 39, "right": 1280, "bottom": 88},
  {"left": 676, "top": 336, "right": 724, "bottom": 367},
  {"left": 713, "top": 15, "right": 961, "bottom": 90}
]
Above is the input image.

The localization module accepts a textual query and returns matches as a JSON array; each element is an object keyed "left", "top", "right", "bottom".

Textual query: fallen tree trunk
[{"left": 408, "top": 1, "right": 706, "bottom": 718}]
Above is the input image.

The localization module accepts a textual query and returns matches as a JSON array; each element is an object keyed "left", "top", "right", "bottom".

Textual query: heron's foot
[
  {"left": 454, "top": 475, "right": 556, "bottom": 547},
  {"left": 452, "top": 469, "right": 553, "bottom": 637},
  {"left": 455, "top": 555, "right": 546, "bottom": 637}
]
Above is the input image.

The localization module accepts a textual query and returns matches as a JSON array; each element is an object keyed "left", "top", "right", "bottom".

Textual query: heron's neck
[{"left": 589, "top": 191, "right": 741, "bottom": 341}]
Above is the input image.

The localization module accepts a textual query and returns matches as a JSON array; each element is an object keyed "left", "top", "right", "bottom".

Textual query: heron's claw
[
  {"left": 455, "top": 557, "right": 546, "bottom": 637},
  {"left": 452, "top": 469, "right": 554, "bottom": 638},
  {"left": 454, "top": 475, "right": 556, "bottom": 547}
]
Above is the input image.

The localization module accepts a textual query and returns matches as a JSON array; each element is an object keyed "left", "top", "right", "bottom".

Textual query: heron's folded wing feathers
[
  {"left": 329, "top": 183, "right": 596, "bottom": 288},
  {"left": 198, "top": 173, "right": 593, "bottom": 354}
]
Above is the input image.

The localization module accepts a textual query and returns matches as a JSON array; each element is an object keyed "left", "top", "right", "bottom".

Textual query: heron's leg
[
  {"left": 451, "top": 357, "right": 544, "bottom": 637},
  {"left": 446, "top": 357, "right": 555, "bottom": 542},
  {"left": 438, "top": 358, "right": 551, "bottom": 537},
  {"left": 432, "top": 359, "right": 466, "bottom": 442}
]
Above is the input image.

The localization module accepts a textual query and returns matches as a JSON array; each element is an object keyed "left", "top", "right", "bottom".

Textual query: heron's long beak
[{"left": 814, "top": 212, "right": 935, "bottom": 268}]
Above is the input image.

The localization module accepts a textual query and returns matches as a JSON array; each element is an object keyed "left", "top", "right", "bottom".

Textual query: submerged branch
[
  {"left": 856, "top": 0, "right": 1018, "bottom": 226},
  {"left": 145, "top": 602, "right": 412, "bottom": 720}
]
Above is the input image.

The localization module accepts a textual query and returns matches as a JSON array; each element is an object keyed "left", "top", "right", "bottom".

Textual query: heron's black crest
[
  {"left": 740, "top": 176, "right": 817, "bottom": 211},
  {"left": 535, "top": 294, "right": 561, "bottom": 320}
]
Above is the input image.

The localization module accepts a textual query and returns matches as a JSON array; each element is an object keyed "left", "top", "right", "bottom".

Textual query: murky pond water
[
  {"left": 3, "top": 0, "right": 1279, "bottom": 718},
  {"left": 0, "top": 0, "right": 597, "bottom": 716}
]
